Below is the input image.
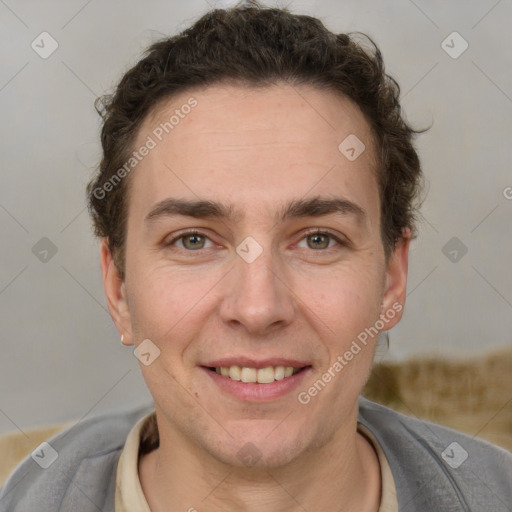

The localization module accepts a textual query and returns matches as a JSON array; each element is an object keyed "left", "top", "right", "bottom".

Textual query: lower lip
[{"left": 201, "top": 366, "right": 312, "bottom": 402}]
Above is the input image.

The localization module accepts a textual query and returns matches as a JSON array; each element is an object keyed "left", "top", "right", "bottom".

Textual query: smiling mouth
[{"left": 205, "top": 365, "right": 310, "bottom": 384}]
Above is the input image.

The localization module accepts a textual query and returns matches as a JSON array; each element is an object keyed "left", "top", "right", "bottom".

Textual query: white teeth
[
  {"left": 214, "top": 365, "right": 301, "bottom": 383},
  {"left": 274, "top": 366, "right": 285, "bottom": 381},
  {"left": 241, "top": 367, "right": 257, "bottom": 383},
  {"left": 229, "top": 365, "right": 241, "bottom": 381},
  {"left": 257, "top": 366, "right": 275, "bottom": 384}
]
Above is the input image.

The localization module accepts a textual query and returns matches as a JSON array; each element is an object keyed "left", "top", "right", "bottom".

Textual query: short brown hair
[{"left": 87, "top": 1, "right": 424, "bottom": 278}]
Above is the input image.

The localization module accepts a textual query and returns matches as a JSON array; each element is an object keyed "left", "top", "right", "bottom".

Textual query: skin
[{"left": 101, "top": 82, "right": 410, "bottom": 511}]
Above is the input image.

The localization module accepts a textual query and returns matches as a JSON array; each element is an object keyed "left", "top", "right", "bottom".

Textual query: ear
[
  {"left": 380, "top": 228, "right": 411, "bottom": 330},
  {"left": 100, "top": 238, "right": 133, "bottom": 345}
]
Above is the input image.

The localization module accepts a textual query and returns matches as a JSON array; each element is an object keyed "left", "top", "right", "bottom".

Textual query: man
[{"left": 1, "top": 2, "right": 511, "bottom": 511}]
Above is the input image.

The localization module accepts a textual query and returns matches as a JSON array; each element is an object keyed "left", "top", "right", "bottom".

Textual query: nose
[{"left": 219, "top": 245, "right": 296, "bottom": 336}]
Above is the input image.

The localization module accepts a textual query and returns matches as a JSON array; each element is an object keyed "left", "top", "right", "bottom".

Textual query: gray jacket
[{"left": 1, "top": 397, "right": 511, "bottom": 511}]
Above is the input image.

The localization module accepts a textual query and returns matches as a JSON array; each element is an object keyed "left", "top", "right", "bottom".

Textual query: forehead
[
  {"left": 139, "top": 82, "right": 375, "bottom": 158},
  {"left": 129, "top": 82, "right": 379, "bottom": 226}
]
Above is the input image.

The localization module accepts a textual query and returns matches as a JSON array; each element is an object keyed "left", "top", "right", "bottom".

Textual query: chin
[{"left": 207, "top": 426, "right": 310, "bottom": 469}]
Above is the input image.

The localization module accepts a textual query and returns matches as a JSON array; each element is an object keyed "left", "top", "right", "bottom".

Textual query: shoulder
[
  {"left": 358, "top": 396, "right": 512, "bottom": 511},
  {"left": 0, "top": 404, "right": 154, "bottom": 512},
  {"left": 0, "top": 423, "right": 72, "bottom": 488}
]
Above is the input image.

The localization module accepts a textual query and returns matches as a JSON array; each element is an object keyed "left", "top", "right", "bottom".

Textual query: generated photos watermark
[
  {"left": 297, "top": 300, "right": 403, "bottom": 405},
  {"left": 93, "top": 97, "right": 198, "bottom": 200}
]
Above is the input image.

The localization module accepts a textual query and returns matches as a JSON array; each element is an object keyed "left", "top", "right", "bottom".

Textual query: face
[{"left": 101, "top": 83, "right": 409, "bottom": 468}]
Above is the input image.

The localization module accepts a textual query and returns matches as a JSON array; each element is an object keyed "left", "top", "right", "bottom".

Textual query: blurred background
[{"left": 1, "top": 0, "right": 511, "bottom": 438}]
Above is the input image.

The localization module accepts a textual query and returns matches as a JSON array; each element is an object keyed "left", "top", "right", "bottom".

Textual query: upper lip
[{"left": 202, "top": 358, "right": 311, "bottom": 369}]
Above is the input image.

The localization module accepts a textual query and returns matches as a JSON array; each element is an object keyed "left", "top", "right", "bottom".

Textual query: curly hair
[{"left": 86, "top": 0, "right": 424, "bottom": 279}]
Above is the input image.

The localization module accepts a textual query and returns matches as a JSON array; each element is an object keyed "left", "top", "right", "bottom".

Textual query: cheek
[
  {"left": 127, "top": 262, "right": 220, "bottom": 345},
  {"left": 296, "top": 260, "right": 384, "bottom": 342},
  {"left": 296, "top": 267, "right": 382, "bottom": 422}
]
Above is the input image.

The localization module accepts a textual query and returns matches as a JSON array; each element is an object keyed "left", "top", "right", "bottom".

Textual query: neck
[{"left": 139, "top": 414, "right": 381, "bottom": 512}]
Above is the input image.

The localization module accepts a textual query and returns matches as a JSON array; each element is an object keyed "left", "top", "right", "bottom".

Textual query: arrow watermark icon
[
  {"left": 32, "top": 237, "right": 58, "bottom": 263},
  {"left": 236, "top": 236, "right": 263, "bottom": 263},
  {"left": 338, "top": 134, "right": 366, "bottom": 161},
  {"left": 441, "top": 441, "right": 468, "bottom": 468},
  {"left": 134, "top": 338, "right": 161, "bottom": 366},
  {"left": 31, "top": 32, "right": 59, "bottom": 59},
  {"left": 441, "top": 31, "right": 468, "bottom": 59},
  {"left": 442, "top": 237, "right": 468, "bottom": 263},
  {"left": 31, "top": 441, "right": 58, "bottom": 469}
]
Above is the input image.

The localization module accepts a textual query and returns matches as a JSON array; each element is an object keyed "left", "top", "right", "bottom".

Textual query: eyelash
[{"left": 165, "top": 228, "right": 347, "bottom": 252}]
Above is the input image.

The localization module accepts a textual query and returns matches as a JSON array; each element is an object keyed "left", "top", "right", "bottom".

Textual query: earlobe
[
  {"left": 381, "top": 229, "right": 411, "bottom": 329},
  {"left": 100, "top": 238, "right": 134, "bottom": 345}
]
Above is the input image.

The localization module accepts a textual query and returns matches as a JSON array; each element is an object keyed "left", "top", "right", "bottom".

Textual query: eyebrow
[{"left": 144, "top": 196, "right": 367, "bottom": 226}]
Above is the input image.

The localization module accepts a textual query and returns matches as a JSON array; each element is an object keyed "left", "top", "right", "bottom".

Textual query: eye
[
  {"left": 297, "top": 229, "right": 344, "bottom": 250},
  {"left": 167, "top": 230, "right": 214, "bottom": 251}
]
